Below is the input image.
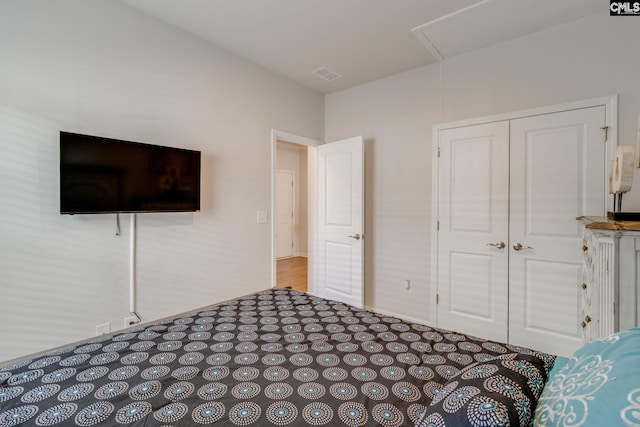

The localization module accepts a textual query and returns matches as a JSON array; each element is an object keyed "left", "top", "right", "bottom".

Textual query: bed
[{"left": 0, "top": 287, "right": 593, "bottom": 426}]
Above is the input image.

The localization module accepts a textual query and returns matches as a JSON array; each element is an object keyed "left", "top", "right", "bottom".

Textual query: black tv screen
[{"left": 60, "top": 132, "right": 201, "bottom": 214}]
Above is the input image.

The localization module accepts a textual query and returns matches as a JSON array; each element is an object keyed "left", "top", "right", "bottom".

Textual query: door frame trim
[
  {"left": 431, "top": 95, "right": 618, "bottom": 327},
  {"left": 271, "top": 129, "right": 321, "bottom": 292}
]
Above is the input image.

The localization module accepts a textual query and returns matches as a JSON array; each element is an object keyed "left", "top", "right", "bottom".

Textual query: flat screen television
[{"left": 60, "top": 131, "right": 201, "bottom": 214}]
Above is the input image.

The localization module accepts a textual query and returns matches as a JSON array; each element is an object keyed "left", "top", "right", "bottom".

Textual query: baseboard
[
  {"left": 276, "top": 254, "right": 308, "bottom": 260},
  {"left": 364, "top": 305, "right": 436, "bottom": 328}
]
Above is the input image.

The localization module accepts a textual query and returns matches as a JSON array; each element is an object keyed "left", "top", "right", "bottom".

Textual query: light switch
[{"left": 257, "top": 210, "right": 268, "bottom": 224}]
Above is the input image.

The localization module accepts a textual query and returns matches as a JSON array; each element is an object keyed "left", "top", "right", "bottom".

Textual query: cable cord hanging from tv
[
  {"left": 129, "top": 213, "right": 142, "bottom": 326},
  {"left": 114, "top": 213, "right": 141, "bottom": 326}
]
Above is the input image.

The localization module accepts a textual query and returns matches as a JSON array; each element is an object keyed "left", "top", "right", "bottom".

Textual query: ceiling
[{"left": 121, "top": 0, "right": 602, "bottom": 94}]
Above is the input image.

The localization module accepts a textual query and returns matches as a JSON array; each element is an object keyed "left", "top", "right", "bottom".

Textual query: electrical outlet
[
  {"left": 124, "top": 316, "right": 138, "bottom": 328},
  {"left": 95, "top": 322, "right": 111, "bottom": 336},
  {"left": 403, "top": 279, "right": 412, "bottom": 295}
]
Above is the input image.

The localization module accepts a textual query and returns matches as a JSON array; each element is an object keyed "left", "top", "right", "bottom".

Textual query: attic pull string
[
  {"left": 115, "top": 213, "right": 121, "bottom": 236},
  {"left": 439, "top": 59, "right": 443, "bottom": 124}
]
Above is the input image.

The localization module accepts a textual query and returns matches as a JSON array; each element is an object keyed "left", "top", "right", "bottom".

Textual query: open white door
[{"left": 316, "top": 136, "right": 364, "bottom": 308}]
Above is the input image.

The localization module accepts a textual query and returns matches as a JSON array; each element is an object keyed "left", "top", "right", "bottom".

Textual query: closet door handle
[
  {"left": 487, "top": 242, "right": 505, "bottom": 249},
  {"left": 513, "top": 243, "right": 533, "bottom": 251},
  {"left": 348, "top": 234, "right": 362, "bottom": 240}
]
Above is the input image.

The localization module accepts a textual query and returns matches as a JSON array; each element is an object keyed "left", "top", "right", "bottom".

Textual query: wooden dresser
[{"left": 579, "top": 216, "right": 640, "bottom": 341}]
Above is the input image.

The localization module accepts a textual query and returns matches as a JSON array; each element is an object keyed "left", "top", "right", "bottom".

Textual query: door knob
[
  {"left": 513, "top": 243, "right": 533, "bottom": 251},
  {"left": 348, "top": 234, "right": 362, "bottom": 240},
  {"left": 487, "top": 242, "right": 505, "bottom": 249}
]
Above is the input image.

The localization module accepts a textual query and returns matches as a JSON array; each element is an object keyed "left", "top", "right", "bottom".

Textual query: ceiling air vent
[{"left": 312, "top": 66, "right": 341, "bottom": 82}]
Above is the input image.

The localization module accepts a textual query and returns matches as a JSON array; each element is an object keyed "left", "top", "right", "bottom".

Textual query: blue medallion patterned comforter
[
  {"left": 532, "top": 327, "right": 640, "bottom": 426},
  {"left": 0, "top": 288, "right": 555, "bottom": 426}
]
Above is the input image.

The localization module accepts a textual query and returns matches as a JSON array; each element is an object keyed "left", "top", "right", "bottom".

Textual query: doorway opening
[
  {"left": 275, "top": 141, "right": 308, "bottom": 292},
  {"left": 271, "top": 129, "right": 364, "bottom": 306},
  {"left": 271, "top": 130, "right": 321, "bottom": 295}
]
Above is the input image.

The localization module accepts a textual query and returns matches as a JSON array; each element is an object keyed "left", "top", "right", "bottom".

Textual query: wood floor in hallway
[{"left": 276, "top": 256, "right": 307, "bottom": 293}]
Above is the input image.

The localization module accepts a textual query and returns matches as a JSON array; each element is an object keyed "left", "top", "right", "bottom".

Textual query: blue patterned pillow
[
  {"left": 416, "top": 352, "right": 553, "bottom": 427},
  {"left": 533, "top": 327, "right": 640, "bottom": 426}
]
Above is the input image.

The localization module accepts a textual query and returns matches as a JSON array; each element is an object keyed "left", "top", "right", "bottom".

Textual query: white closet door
[
  {"left": 509, "top": 106, "right": 606, "bottom": 357},
  {"left": 437, "top": 121, "right": 510, "bottom": 342}
]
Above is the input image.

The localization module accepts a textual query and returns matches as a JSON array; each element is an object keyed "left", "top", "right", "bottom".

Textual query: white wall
[
  {"left": 326, "top": 12, "right": 640, "bottom": 325},
  {"left": 0, "top": 0, "right": 324, "bottom": 362}
]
